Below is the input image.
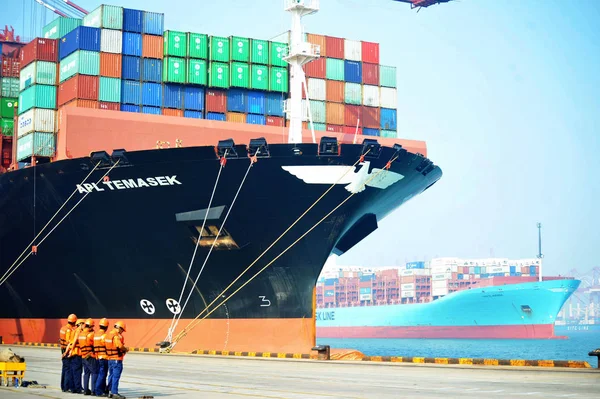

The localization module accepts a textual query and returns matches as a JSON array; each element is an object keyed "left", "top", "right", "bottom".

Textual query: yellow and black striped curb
[
  {"left": 190, "top": 349, "right": 312, "bottom": 359},
  {"left": 15, "top": 342, "right": 59, "bottom": 348},
  {"left": 361, "top": 356, "right": 592, "bottom": 368}
]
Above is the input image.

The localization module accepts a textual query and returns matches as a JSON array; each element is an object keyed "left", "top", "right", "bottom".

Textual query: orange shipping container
[
  {"left": 326, "top": 80, "right": 344, "bottom": 103},
  {"left": 306, "top": 33, "right": 326, "bottom": 57},
  {"left": 100, "top": 53, "right": 122, "bottom": 78},
  {"left": 162, "top": 109, "right": 183, "bottom": 117},
  {"left": 142, "top": 35, "right": 164, "bottom": 59},
  {"left": 226, "top": 112, "right": 246, "bottom": 123},
  {"left": 401, "top": 276, "right": 416, "bottom": 284},
  {"left": 62, "top": 99, "right": 99, "bottom": 109},
  {"left": 326, "top": 102, "right": 345, "bottom": 125}
]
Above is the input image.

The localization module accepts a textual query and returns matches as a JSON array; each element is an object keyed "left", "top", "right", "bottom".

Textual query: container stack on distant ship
[{"left": 0, "top": 36, "right": 20, "bottom": 170}]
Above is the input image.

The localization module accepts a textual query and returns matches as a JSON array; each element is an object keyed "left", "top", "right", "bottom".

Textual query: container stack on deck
[
  {"left": 316, "top": 258, "right": 543, "bottom": 308},
  {"left": 0, "top": 44, "right": 21, "bottom": 169}
]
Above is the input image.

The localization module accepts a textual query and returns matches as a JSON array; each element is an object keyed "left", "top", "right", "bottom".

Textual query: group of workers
[{"left": 59, "top": 314, "right": 128, "bottom": 398}]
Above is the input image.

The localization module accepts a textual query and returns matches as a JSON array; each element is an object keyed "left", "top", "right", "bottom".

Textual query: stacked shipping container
[{"left": 0, "top": 46, "right": 21, "bottom": 169}]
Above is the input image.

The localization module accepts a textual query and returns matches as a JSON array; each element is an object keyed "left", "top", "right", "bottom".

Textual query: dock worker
[
  {"left": 80, "top": 318, "right": 98, "bottom": 396},
  {"left": 59, "top": 313, "right": 77, "bottom": 392},
  {"left": 94, "top": 318, "right": 110, "bottom": 397},
  {"left": 105, "top": 321, "right": 128, "bottom": 399},
  {"left": 66, "top": 318, "right": 85, "bottom": 394}
]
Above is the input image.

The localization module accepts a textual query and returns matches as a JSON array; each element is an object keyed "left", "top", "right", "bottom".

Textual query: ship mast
[
  {"left": 283, "top": 0, "right": 321, "bottom": 144},
  {"left": 537, "top": 222, "right": 543, "bottom": 282}
]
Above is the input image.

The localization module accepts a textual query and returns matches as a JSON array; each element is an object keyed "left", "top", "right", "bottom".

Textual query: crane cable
[
  {"left": 0, "top": 160, "right": 120, "bottom": 287},
  {"left": 165, "top": 150, "right": 228, "bottom": 343},
  {"left": 167, "top": 150, "right": 389, "bottom": 350},
  {"left": 168, "top": 154, "right": 257, "bottom": 341}
]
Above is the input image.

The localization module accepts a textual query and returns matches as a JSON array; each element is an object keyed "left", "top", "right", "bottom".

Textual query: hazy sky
[{"left": 3, "top": 0, "right": 599, "bottom": 277}]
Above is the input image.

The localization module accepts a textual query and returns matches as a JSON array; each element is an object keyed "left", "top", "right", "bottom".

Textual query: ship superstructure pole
[
  {"left": 537, "top": 222, "right": 543, "bottom": 282},
  {"left": 283, "top": 0, "right": 321, "bottom": 144}
]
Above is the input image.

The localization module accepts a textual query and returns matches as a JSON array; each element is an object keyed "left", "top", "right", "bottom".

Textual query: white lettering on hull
[{"left": 76, "top": 175, "right": 182, "bottom": 194}]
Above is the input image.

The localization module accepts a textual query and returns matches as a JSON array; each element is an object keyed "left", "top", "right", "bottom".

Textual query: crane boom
[
  {"left": 60, "top": 0, "right": 89, "bottom": 15},
  {"left": 35, "top": 0, "right": 68, "bottom": 17}
]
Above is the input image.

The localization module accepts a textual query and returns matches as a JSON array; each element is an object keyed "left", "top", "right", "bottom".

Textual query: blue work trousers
[
  {"left": 108, "top": 360, "right": 124, "bottom": 395},
  {"left": 82, "top": 357, "right": 98, "bottom": 393},
  {"left": 60, "top": 356, "right": 72, "bottom": 391},
  {"left": 69, "top": 355, "right": 83, "bottom": 393},
  {"left": 95, "top": 359, "right": 109, "bottom": 395}
]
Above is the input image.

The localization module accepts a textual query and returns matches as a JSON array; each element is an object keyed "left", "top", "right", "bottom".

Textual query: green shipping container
[
  {"left": 210, "top": 36, "right": 230, "bottom": 62},
  {"left": 188, "top": 33, "right": 208, "bottom": 59},
  {"left": 163, "top": 57, "right": 186, "bottom": 83},
  {"left": 230, "top": 62, "right": 250, "bottom": 88},
  {"left": 59, "top": 51, "right": 100, "bottom": 83},
  {"left": 186, "top": 59, "right": 207, "bottom": 85},
  {"left": 326, "top": 58, "right": 344, "bottom": 81},
  {"left": 18, "top": 85, "right": 57, "bottom": 114},
  {"left": 269, "top": 42, "right": 288, "bottom": 67},
  {"left": 230, "top": 36, "right": 250, "bottom": 62},
  {"left": 379, "top": 65, "right": 397, "bottom": 88},
  {"left": 209, "top": 62, "right": 230, "bottom": 88},
  {"left": 0, "top": 118, "right": 14, "bottom": 136},
  {"left": 99, "top": 77, "right": 121, "bottom": 103},
  {"left": 42, "top": 17, "right": 81, "bottom": 39},
  {"left": 83, "top": 5, "right": 123, "bottom": 30},
  {"left": 19, "top": 61, "right": 57, "bottom": 90},
  {"left": 251, "top": 39, "right": 268, "bottom": 65},
  {"left": 312, "top": 123, "right": 326, "bottom": 131},
  {"left": 1, "top": 77, "right": 19, "bottom": 97},
  {"left": 1, "top": 98, "right": 18, "bottom": 118},
  {"left": 250, "top": 64, "right": 268, "bottom": 90},
  {"left": 344, "top": 83, "right": 362, "bottom": 105},
  {"left": 380, "top": 130, "right": 397, "bottom": 138},
  {"left": 269, "top": 67, "right": 288, "bottom": 92},
  {"left": 164, "top": 31, "right": 187, "bottom": 57},
  {"left": 16, "top": 132, "right": 55, "bottom": 161}
]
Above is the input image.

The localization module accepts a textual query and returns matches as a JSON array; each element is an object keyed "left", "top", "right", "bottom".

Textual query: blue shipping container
[
  {"left": 458, "top": 274, "right": 464, "bottom": 280},
  {"left": 246, "top": 114, "right": 266, "bottom": 125},
  {"left": 324, "top": 278, "right": 338, "bottom": 286},
  {"left": 227, "top": 88, "right": 246, "bottom": 113},
  {"left": 510, "top": 266, "right": 517, "bottom": 273},
  {"left": 183, "top": 86, "right": 205, "bottom": 111},
  {"left": 359, "top": 275, "right": 374, "bottom": 282},
  {"left": 121, "top": 80, "right": 141, "bottom": 105},
  {"left": 142, "top": 82, "right": 162, "bottom": 107},
  {"left": 59, "top": 26, "right": 101, "bottom": 60},
  {"left": 123, "top": 8, "right": 143, "bottom": 33},
  {"left": 481, "top": 273, "right": 489, "bottom": 278},
  {"left": 142, "top": 106, "right": 161, "bottom": 115},
  {"left": 246, "top": 90, "right": 265, "bottom": 115},
  {"left": 122, "top": 56, "right": 141, "bottom": 80},
  {"left": 380, "top": 108, "right": 397, "bottom": 130},
  {"left": 142, "top": 58, "right": 162, "bottom": 82},
  {"left": 265, "top": 92, "right": 285, "bottom": 117},
  {"left": 206, "top": 112, "right": 226, "bottom": 121},
  {"left": 474, "top": 266, "right": 481, "bottom": 274},
  {"left": 163, "top": 84, "right": 184, "bottom": 109},
  {"left": 324, "top": 290, "right": 334, "bottom": 297},
  {"left": 120, "top": 104, "right": 139, "bottom": 113},
  {"left": 363, "top": 128, "right": 379, "bottom": 136},
  {"left": 406, "top": 261, "right": 425, "bottom": 269},
  {"left": 344, "top": 60, "right": 362, "bottom": 84},
  {"left": 143, "top": 11, "right": 164, "bottom": 36},
  {"left": 184, "top": 110, "right": 203, "bottom": 118},
  {"left": 530, "top": 265, "right": 536, "bottom": 274},
  {"left": 122, "top": 32, "right": 142, "bottom": 56}
]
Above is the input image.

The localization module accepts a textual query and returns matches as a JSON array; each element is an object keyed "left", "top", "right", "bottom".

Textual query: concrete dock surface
[{"left": 0, "top": 346, "right": 598, "bottom": 398}]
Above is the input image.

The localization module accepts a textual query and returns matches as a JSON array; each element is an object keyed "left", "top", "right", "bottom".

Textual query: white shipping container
[
  {"left": 362, "top": 85, "right": 380, "bottom": 107},
  {"left": 380, "top": 87, "right": 397, "bottom": 109},
  {"left": 18, "top": 109, "right": 56, "bottom": 137},
  {"left": 432, "top": 288, "right": 448, "bottom": 297},
  {"left": 101, "top": 29, "right": 123, "bottom": 54},
  {"left": 401, "top": 283, "right": 415, "bottom": 290},
  {"left": 360, "top": 294, "right": 372, "bottom": 301},
  {"left": 400, "top": 269, "right": 431, "bottom": 276},
  {"left": 401, "top": 290, "right": 416, "bottom": 298},
  {"left": 432, "top": 280, "right": 448, "bottom": 288},
  {"left": 432, "top": 272, "right": 452, "bottom": 281},
  {"left": 307, "top": 78, "right": 326, "bottom": 101},
  {"left": 344, "top": 39, "right": 362, "bottom": 61},
  {"left": 431, "top": 265, "right": 458, "bottom": 274},
  {"left": 285, "top": 99, "right": 309, "bottom": 121}
]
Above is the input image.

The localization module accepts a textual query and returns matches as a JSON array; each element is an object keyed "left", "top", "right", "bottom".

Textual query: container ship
[
  {"left": 0, "top": 2, "right": 443, "bottom": 354},
  {"left": 316, "top": 258, "right": 580, "bottom": 339}
]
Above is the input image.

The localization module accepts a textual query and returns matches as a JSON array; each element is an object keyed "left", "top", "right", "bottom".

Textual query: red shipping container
[
  {"left": 362, "top": 106, "right": 380, "bottom": 129},
  {"left": 266, "top": 116, "right": 284, "bottom": 127},
  {"left": 58, "top": 75, "right": 99, "bottom": 106},
  {"left": 62, "top": 99, "right": 99, "bottom": 109},
  {"left": 99, "top": 102, "right": 119, "bottom": 111},
  {"left": 343, "top": 126, "right": 362, "bottom": 135},
  {"left": 100, "top": 53, "right": 122, "bottom": 78},
  {"left": 303, "top": 57, "right": 326, "bottom": 79},
  {"left": 326, "top": 102, "right": 345, "bottom": 125},
  {"left": 142, "top": 35, "right": 163, "bottom": 59},
  {"left": 344, "top": 104, "right": 362, "bottom": 127},
  {"left": 326, "top": 125, "right": 343, "bottom": 133},
  {"left": 163, "top": 109, "right": 183, "bottom": 117},
  {"left": 325, "top": 36, "right": 344, "bottom": 59},
  {"left": 205, "top": 89, "right": 227, "bottom": 113},
  {"left": 20, "top": 38, "right": 58, "bottom": 67},
  {"left": 326, "top": 80, "right": 344, "bottom": 103},
  {"left": 361, "top": 41, "right": 379, "bottom": 64},
  {"left": 1, "top": 56, "right": 20, "bottom": 77},
  {"left": 362, "top": 62, "right": 379, "bottom": 86}
]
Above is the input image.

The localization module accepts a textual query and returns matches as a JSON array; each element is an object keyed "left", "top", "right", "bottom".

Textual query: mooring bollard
[
  {"left": 588, "top": 348, "right": 600, "bottom": 369},
  {"left": 312, "top": 345, "right": 331, "bottom": 360}
]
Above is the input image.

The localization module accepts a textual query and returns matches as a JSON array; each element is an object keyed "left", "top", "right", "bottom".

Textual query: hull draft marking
[
  {"left": 166, "top": 298, "right": 181, "bottom": 315},
  {"left": 281, "top": 161, "right": 404, "bottom": 193},
  {"left": 140, "top": 299, "right": 155, "bottom": 315}
]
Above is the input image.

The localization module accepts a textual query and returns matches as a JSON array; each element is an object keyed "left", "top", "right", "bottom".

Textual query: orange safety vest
[
  {"left": 59, "top": 323, "right": 73, "bottom": 350},
  {"left": 78, "top": 328, "right": 94, "bottom": 358},
  {"left": 104, "top": 329, "right": 126, "bottom": 361},
  {"left": 94, "top": 329, "right": 108, "bottom": 360},
  {"left": 69, "top": 325, "right": 83, "bottom": 357}
]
